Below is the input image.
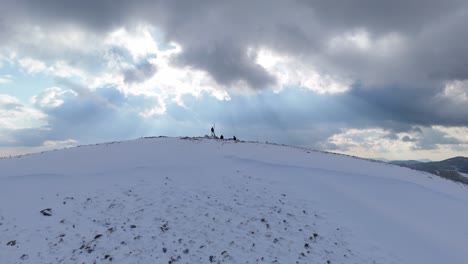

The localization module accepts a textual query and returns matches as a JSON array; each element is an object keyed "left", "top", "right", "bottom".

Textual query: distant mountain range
[
  {"left": 388, "top": 157, "right": 468, "bottom": 184},
  {"left": 389, "top": 160, "right": 425, "bottom": 166},
  {"left": 375, "top": 158, "right": 432, "bottom": 163}
]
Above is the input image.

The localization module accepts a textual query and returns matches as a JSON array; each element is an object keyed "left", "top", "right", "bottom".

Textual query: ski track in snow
[{"left": 1, "top": 137, "right": 467, "bottom": 263}]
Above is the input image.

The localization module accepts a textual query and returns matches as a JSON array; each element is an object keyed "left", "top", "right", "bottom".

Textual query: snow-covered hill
[{"left": 1, "top": 137, "right": 468, "bottom": 264}]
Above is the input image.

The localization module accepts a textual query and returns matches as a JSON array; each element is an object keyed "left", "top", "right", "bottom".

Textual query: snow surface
[{"left": 1, "top": 137, "right": 468, "bottom": 264}]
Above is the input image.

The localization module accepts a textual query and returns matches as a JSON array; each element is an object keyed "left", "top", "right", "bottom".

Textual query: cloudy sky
[{"left": 1, "top": 0, "right": 467, "bottom": 160}]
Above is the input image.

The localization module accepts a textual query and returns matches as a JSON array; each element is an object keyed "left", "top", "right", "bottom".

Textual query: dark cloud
[
  {"left": 173, "top": 41, "right": 276, "bottom": 89},
  {"left": 1, "top": 0, "right": 468, "bottom": 89},
  {"left": 340, "top": 85, "right": 468, "bottom": 128},
  {"left": 301, "top": 0, "right": 465, "bottom": 33},
  {"left": 142, "top": 0, "right": 468, "bottom": 88}
]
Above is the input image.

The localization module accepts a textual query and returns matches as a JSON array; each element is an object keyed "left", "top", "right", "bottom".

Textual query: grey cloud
[
  {"left": 0, "top": 18, "right": 11, "bottom": 45},
  {"left": 340, "top": 85, "right": 468, "bottom": 128},
  {"left": 0, "top": 128, "right": 51, "bottom": 147},
  {"left": 384, "top": 133, "right": 399, "bottom": 140},
  {"left": 2, "top": 0, "right": 468, "bottom": 90},
  {"left": 300, "top": 0, "right": 465, "bottom": 33},
  {"left": 124, "top": 58, "right": 157, "bottom": 84},
  {"left": 173, "top": 41, "right": 276, "bottom": 89},
  {"left": 2, "top": 0, "right": 136, "bottom": 32},
  {"left": 451, "top": 144, "right": 468, "bottom": 152},
  {"left": 412, "top": 128, "right": 464, "bottom": 150},
  {"left": 146, "top": 0, "right": 468, "bottom": 89},
  {"left": 402, "top": 136, "right": 417, "bottom": 142}
]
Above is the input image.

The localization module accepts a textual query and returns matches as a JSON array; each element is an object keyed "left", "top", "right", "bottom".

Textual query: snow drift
[{"left": 1, "top": 137, "right": 467, "bottom": 264}]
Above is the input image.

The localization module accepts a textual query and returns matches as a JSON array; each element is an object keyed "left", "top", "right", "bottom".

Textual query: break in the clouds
[{"left": 0, "top": 0, "right": 467, "bottom": 160}]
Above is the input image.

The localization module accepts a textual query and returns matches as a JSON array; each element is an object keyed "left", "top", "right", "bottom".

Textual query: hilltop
[{"left": 1, "top": 137, "right": 468, "bottom": 264}]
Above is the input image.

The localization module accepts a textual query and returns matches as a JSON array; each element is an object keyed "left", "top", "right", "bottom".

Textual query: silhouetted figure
[
  {"left": 220, "top": 135, "right": 224, "bottom": 139},
  {"left": 233, "top": 136, "right": 237, "bottom": 141},
  {"left": 211, "top": 127, "right": 215, "bottom": 137}
]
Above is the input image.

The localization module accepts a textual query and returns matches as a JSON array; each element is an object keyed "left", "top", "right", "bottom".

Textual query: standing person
[{"left": 211, "top": 126, "right": 215, "bottom": 137}]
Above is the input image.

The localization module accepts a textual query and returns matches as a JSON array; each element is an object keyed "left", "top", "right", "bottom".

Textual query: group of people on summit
[{"left": 211, "top": 126, "right": 236, "bottom": 141}]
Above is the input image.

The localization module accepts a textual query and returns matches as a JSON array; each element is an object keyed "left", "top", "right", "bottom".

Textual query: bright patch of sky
[{"left": 0, "top": 59, "right": 55, "bottom": 103}]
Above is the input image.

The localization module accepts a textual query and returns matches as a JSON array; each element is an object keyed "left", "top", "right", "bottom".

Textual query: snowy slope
[{"left": 1, "top": 137, "right": 468, "bottom": 264}]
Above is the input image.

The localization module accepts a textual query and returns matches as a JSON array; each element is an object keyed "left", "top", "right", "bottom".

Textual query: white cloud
[
  {"left": 326, "top": 128, "right": 411, "bottom": 154},
  {"left": 325, "top": 126, "right": 467, "bottom": 160},
  {"left": 442, "top": 80, "right": 468, "bottom": 102},
  {"left": 120, "top": 40, "right": 231, "bottom": 103},
  {"left": 31, "top": 86, "right": 78, "bottom": 108},
  {"left": 18, "top": 57, "right": 47, "bottom": 74},
  {"left": 0, "top": 94, "right": 20, "bottom": 105},
  {"left": 5, "top": 23, "right": 298, "bottom": 112},
  {"left": 255, "top": 48, "right": 351, "bottom": 94},
  {"left": 17, "top": 57, "right": 89, "bottom": 80},
  {"left": 48, "top": 61, "right": 87, "bottom": 79},
  {"left": 8, "top": 24, "right": 229, "bottom": 107},
  {"left": 8, "top": 23, "right": 352, "bottom": 105},
  {"left": 0, "top": 94, "right": 46, "bottom": 129},
  {"left": 105, "top": 25, "right": 159, "bottom": 61}
]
